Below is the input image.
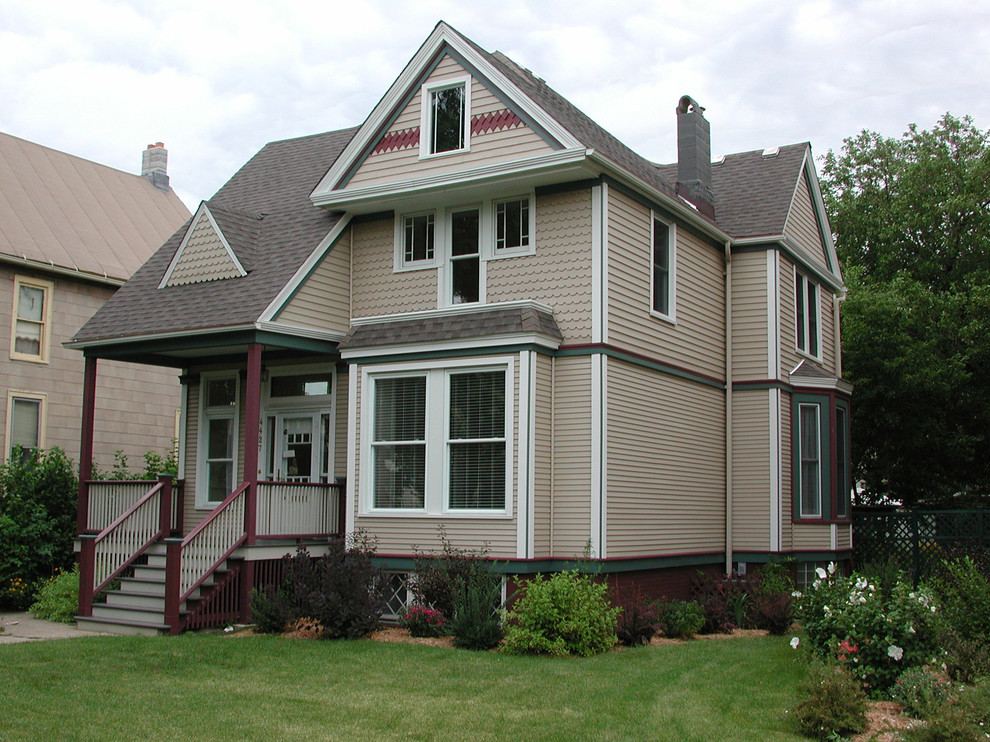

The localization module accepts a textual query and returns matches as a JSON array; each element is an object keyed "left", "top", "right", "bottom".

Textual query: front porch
[
  {"left": 72, "top": 335, "right": 349, "bottom": 635},
  {"left": 76, "top": 477, "right": 345, "bottom": 634}
]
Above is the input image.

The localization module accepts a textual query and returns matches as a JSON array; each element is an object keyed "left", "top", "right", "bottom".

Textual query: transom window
[
  {"left": 10, "top": 276, "right": 53, "bottom": 362},
  {"left": 365, "top": 362, "right": 511, "bottom": 514},
  {"left": 796, "top": 272, "right": 820, "bottom": 357},
  {"left": 650, "top": 215, "right": 676, "bottom": 321},
  {"left": 420, "top": 76, "right": 471, "bottom": 157}
]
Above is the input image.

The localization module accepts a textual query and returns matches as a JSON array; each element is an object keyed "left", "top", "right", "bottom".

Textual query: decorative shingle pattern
[
  {"left": 164, "top": 211, "right": 245, "bottom": 286},
  {"left": 72, "top": 127, "right": 358, "bottom": 343},
  {"left": 471, "top": 109, "right": 523, "bottom": 135},
  {"left": 370, "top": 127, "right": 420, "bottom": 155}
]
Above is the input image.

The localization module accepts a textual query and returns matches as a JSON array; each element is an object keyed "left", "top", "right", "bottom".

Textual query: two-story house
[
  {"left": 68, "top": 23, "right": 850, "bottom": 635},
  {"left": 0, "top": 133, "right": 189, "bottom": 469}
]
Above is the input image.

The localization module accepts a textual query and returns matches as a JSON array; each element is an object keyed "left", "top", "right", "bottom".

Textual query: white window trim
[
  {"left": 490, "top": 194, "right": 536, "bottom": 258},
  {"left": 4, "top": 390, "right": 46, "bottom": 462},
  {"left": 10, "top": 275, "right": 54, "bottom": 364},
  {"left": 359, "top": 356, "right": 514, "bottom": 518},
  {"left": 441, "top": 202, "right": 485, "bottom": 308},
  {"left": 196, "top": 372, "right": 240, "bottom": 509},
  {"left": 649, "top": 212, "right": 677, "bottom": 324},
  {"left": 394, "top": 210, "right": 440, "bottom": 271},
  {"left": 419, "top": 74, "right": 472, "bottom": 159},
  {"left": 797, "top": 402, "right": 823, "bottom": 519},
  {"left": 795, "top": 270, "right": 822, "bottom": 360}
]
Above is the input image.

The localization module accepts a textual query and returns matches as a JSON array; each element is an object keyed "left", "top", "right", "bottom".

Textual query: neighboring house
[
  {"left": 0, "top": 133, "right": 190, "bottom": 469},
  {"left": 69, "top": 23, "right": 851, "bottom": 635}
]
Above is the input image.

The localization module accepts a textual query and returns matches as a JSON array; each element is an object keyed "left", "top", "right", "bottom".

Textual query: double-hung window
[
  {"left": 796, "top": 272, "right": 820, "bottom": 357},
  {"left": 449, "top": 207, "right": 480, "bottom": 304},
  {"left": 797, "top": 403, "right": 822, "bottom": 518},
  {"left": 10, "top": 276, "right": 53, "bottom": 363},
  {"left": 5, "top": 391, "right": 45, "bottom": 462},
  {"left": 199, "top": 375, "right": 238, "bottom": 506},
  {"left": 651, "top": 215, "right": 676, "bottom": 321},
  {"left": 421, "top": 76, "right": 470, "bottom": 157},
  {"left": 793, "top": 394, "right": 851, "bottom": 520},
  {"left": 365, "top": 362, "right": 511, "bottom": 515}
]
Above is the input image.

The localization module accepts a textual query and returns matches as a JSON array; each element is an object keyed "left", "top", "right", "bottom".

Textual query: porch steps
[{"left": 75, "top": 544, "right": 227, "bottom": 636}]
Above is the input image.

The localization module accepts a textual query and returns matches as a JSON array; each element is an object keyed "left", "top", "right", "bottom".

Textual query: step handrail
[{"left": 176, "top": 482, "right": 249, "bottom": 604}]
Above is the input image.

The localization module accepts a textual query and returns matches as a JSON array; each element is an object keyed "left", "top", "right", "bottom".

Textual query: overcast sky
[{"left": 2, "top": 0, "right": 988, "bottom": 210}]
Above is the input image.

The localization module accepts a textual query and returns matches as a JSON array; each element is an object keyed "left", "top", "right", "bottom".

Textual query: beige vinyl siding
[
  {"left": 352, "top": 353, "right": 520, "bottom": 558},
  {"left": 607, "top": 189, "right": 725, "bottom": 379},
  {"left": 165, "top": 212, "right": 242, "bottom": 286},
  {"left": 731, "top": 251, "right": 770, "bottom": 381},
  {"left": 791, "top": 523, "right": 833, "bottom": 551},
  {"left": 836, "top": 524, "right": 852, "bottom": 551},
  {"left": 532, "top": 352, "right": 553, "bottom": 557},
  {"left": 780, "top": 255, "right": 839, "bottom": 378},
  {"left": 731, "top": 389, "right": 772, "bottom": 552},
  {"left": 487, "top": 189, "right": 593, "bottom": 342},
  {"left": 334, "top": 366, "right": 348, "bottom": 480},
  {"left": 784, "top": 171, "right": 831, "bottom": 274},
  {"left": 606, "top": 359, "right": 725, "bottom": 558},
  {"left": 351, "top": 217, "right": 436, "bottom": 318},
  {"left": 0, "top": 266, "right": 180, "bottom": 468},
  {"left": 347, "top": 55, "right": 554, "bottom": 189},
  {"left": 276, "top": 229, "right": 351, "bottom": 335},
  {"left": 550, "top": 354, "right": 592, "bottom": 557}
]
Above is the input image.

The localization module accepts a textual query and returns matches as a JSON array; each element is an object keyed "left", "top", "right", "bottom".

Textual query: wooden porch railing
[
  {"left": 256, "top": 481, "right": 344, "bottom": 538},
  {"left": 77, "top": 476, "right": 174, "bottom": 616},
  {"left": 82, "top": 479, "right": 184, "bottom": 534},
  {"left": 164, "top": 483, "right": 249, "bottom": 634}
]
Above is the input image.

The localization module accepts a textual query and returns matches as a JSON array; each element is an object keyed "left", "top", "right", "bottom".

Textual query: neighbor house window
[
  {"left": 366, "top": 362, "right": 510, "bottom": 514},
  {"left": 5, "top": 391, "right": 45, "bottom": 462},
  {"left": 796, "top": 273, "right": 820, "bottom": 357},
  {"left": 494, "top": 198, "right": 530, "bottom": 253},
  {"left": 420, "top": 76, "right": 471, "bottom": 157},
  {"left": 651, "top": 215, "right": 675, "bottom": 320},
  {"left": 199, "top": 375, "right": 238, "bottom": 506},
  {"left": 10, "top": 276, "right": 53, "bottom": 362}
]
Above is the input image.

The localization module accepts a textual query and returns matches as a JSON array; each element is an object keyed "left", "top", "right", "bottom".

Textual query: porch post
[
  {"left": 76, "top": 356, "right": 98, "bottom": 534},
  {"left": 243, "top": 343, "right": 262, "bottom": 546},
  {"left": 164, "top": 537, "right": 183, "bottom": 635}
]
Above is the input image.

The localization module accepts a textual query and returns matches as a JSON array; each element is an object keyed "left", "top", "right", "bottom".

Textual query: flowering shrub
[
  {"left": 400, "top": 605, "right": 447, "bottom": 637},
  {"left": 791, "top": 661, "right": 868, "bottom": 740},
  {"left": 891, "top": 666, "right": 952, "bottom": 720},
  {"left": 29, "top": 566, "right": 78, "bottom": 623},
  {"left": 797, "top": 563, "right": 941, "bottom": 693}
]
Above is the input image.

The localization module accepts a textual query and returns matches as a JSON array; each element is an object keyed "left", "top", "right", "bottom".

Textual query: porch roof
[{"left": 70, "top": 127, "right": 358, "bottom": 348}]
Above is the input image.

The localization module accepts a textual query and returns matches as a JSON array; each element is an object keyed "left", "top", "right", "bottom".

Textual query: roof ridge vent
[{"left": 762, "top": 146, "right": 780, "bottom": 158}]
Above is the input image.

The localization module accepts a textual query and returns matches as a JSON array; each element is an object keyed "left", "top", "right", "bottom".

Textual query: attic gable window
[{"left": 420, "top": 76, "right": 471, "bottom": 158}]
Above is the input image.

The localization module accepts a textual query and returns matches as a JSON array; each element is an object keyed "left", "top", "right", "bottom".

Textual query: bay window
[{"left": 792, "top": 393, "right": 851, "bottom": 521}]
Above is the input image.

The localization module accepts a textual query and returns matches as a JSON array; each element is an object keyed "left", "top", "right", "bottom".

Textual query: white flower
[
  {"left": 888, "top": 645, "right": 904, "bottom": 661},
  {"left": 813, "top": 580, "right": 821, "bottom": 589},
  {"left": 908, "top": 626, "right": 916, "bottom": 634},
  {"left": 791, "top": 591, "right": 803, "bottom": 598},
  {"left": 824, "top": 605, "right": 832, "bottom": 615},
  {"left": 790, "top": 637, "right": 800, "bottom": 649},
  {"left": 855, "top": 577, "right": 868, "bottom": 590},
  {"left": 827, "top": 562, "right": 836, "bottom": 575},
  {"left": 815, "top": 567, "right": 827, "bottom": 580}
]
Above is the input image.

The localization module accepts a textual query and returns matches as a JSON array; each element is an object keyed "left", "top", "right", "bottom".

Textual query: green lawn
[{"left": 0, "top": 634, "right": 808, "bottom": 741}]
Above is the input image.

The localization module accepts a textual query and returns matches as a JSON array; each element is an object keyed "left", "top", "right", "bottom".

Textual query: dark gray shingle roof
[{"left": 72, "top": 127, "right": 358, "bottom": 343}]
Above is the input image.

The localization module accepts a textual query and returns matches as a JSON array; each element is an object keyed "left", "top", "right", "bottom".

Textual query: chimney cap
[
  {"left": 146, "top": 142, "right": 165, "bottom": 149},
  {"left": 677, "top": 95, "right": 704, "bottom": 115}
]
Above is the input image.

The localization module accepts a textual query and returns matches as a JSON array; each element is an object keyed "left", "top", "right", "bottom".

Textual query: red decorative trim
[
  {"left": 471, "top": 109, "right": 523, "bottom": 135},
  {"left": 371, "top": 127, "right": 420, "bottom": 154}
]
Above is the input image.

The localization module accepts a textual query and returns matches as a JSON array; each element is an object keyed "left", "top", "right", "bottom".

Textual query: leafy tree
[{"left": 821, "top": 114, "right": 990, "bottom": 506}]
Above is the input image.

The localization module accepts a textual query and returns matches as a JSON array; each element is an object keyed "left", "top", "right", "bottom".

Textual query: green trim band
[
  {"left": 372, "top": 552, "right": 726, "bottom": 574},
  {"left": 557, "top": 345, "right": 725, "bottom": 390},
  {"left": 535, "top": 178, "right": 601, "bottom": 197},
  {"left": 733, "top": 551, "right": 853, "bottom": 564},
  {"left": 343, "top": 343, "right": 555, "bottom": 365}
]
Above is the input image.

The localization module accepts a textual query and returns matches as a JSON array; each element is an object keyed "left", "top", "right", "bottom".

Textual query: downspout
[{"left": 724, "top": 240, "right": 733, "bottom": 575}]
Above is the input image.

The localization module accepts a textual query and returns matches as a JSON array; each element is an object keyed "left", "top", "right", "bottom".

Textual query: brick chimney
[
  {"left": 675, "top": 96, "right": 714, "bottom": 218},
  {"left": 141, "top": 142, "right": 170, "bottom": 191}
]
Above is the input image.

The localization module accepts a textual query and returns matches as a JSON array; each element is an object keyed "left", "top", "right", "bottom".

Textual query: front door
[{"left": 274, "top": 413, "right": 320, "bottom": 482}]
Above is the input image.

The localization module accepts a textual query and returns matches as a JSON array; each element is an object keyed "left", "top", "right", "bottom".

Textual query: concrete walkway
[{"left": 0, "top": 613, "right": 109, "bottom": 644}]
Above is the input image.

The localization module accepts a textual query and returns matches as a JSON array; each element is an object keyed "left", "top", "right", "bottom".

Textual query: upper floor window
[
  {"left": 796, "top": 272, "right": 820, "bottom": 357},
  {"left": 420, "top": 76, "right": 471, "bottom": 157},
  {"left": 494, "top": 197, "right": 530, "bottom": 254},
  {"left": 402, "top": 212, "right": 436, "bottom": 267},
  {"left": 449, "top": 207, "right": 480, "bottom": 305},
  {"left": 651, "top": 215, "right": 676, "bottom": 321},
  {"left": 10, "top": 276, "right": 53, "bottom": 363}
]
